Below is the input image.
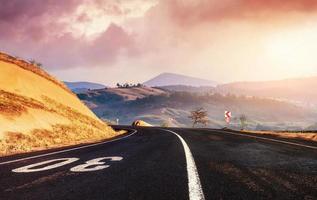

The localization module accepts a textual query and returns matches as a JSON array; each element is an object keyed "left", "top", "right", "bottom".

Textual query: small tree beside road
[
  {"left": 239, "top": 114, "right": 247, "bottom": 130},
  {"left": 188, "top": 108, "right": 209, "bottom": 128}
]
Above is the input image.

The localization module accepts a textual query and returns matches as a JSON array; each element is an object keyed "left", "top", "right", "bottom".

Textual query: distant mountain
[
  {"left": 64, "top": 81, "right": 106, "bottom": 93},
  {"left": 216, "top": 76, "right": 317, "bottom": 105},
  {"left": 144, "top": 73, "right": 218, "bottom": 87}
]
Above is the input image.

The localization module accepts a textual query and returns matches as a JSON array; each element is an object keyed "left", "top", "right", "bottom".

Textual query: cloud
[
  {"left": 161, "top": 0, "right": 317, "bottom": 27},
  {"left": 1, "top": 0, "right": 317, "bottom": 82},
  {"left": 13, "top": 23, "right": 136, "bottom": 69},
  {"left": 0, "top": 0, "right": 81, "bottom": 39},
  {"left": 0, "top": 0, "right": 139, "bottom": 69}
]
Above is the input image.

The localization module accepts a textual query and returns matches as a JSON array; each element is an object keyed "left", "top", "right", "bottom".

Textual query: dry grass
[
  {"left": 0, "top": 52, "right": 72, "bottom": 95},
  {"left": 0, "top": 90, "right": 49, "bottom": 117},
  {"left": 0, "top": 53, "right": 123, "bottom": 156},
  {"left": 0, "top": 124, "right": 120, "bottom": 156},
  {"left": 0, "top": 90, "right": 123, "bottom": 156},
  {"left": 101, "top": 87, "right": 167, "bottom": 101},
  {"left": 242, "top": 130, "right": 317, "bottom": 142}
]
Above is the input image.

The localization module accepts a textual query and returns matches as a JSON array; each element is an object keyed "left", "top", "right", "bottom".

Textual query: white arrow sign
[{"left": 224, "top": 111, "right": 232, "bottom": 124}]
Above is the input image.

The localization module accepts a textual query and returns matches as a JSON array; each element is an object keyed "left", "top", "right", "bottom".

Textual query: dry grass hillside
[
  {"left": 90, "top": 87, "right": 167, "bottom": 101},
  {"left": 242, "top": 130, "right": 317, "bottom": 142},
  {"left": 0, "top": 52, "right": 120, "bottom": 156}
]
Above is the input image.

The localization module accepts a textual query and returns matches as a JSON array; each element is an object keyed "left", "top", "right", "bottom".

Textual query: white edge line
[
  {"left": 217, "top": 130, "right": 317, "bottom": 150},
  {"left": 0, "top": 129, "right": 137, "bottom": 166},
  {"left": 162, "top": 129, "right": 205, "bottom": 200}
]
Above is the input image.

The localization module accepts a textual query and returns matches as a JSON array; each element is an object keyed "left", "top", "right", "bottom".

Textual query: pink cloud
[
  {"left": 24, "top": 23, "right": 136, "bottom": 69},
  {"left": 0, "top": 0, "right": 138, "bottom": 69},
  {"left": 1, "top": 0, "right": 317, "bottom": 73},
  {"left": 156, "top": 0, "right": 317, "bottom": 27}
]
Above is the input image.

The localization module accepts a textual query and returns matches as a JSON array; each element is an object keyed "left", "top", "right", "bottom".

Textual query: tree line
[{"left": 116, "top": 83, "right": 144, "bottom": 88}]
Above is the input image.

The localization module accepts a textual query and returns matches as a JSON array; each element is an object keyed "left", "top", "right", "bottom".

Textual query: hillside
[
  {"left": 159, "top": 85, "right": 214, "bottom": 93},
  {"left": 78, "top": 87, "right": 317, "bottom": 130},
  {"left": 144, "top": 73, "right": 218, "bottom": 87},
  {"left": 64, "top": 81, "right": 106, "bottom": 93},
  {"left": 0, "top": 52, "right": 118, "bottom": 156},
  {"left": 79, "top": 86, "right": 167, "bottom": 102},
  {"left": 216, "top": 77, "right": 317, "bottom": 106}
]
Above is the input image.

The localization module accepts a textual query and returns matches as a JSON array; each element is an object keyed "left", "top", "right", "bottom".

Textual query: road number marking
[
  {"left": 12, "top": 158, "right": 79, "bottom": 173},
  {"left": 0, "top": 129, "right": 136, "bottom": 166},
  {"left": 12, "top": 157, "right": 123, "bottom": 173},
  {"left": 70, "top": 157, "right": 123, "bottom": 172}
]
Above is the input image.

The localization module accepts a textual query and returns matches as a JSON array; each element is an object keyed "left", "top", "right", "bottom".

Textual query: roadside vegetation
[
  {"left": 242, "top": 130, "right": 317, "bottom": 142},
  {"left": 188, "top": 108, "right": 209, "bottom": 127}
]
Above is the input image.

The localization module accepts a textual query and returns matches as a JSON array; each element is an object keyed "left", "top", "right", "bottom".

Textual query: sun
[
  {"left": 265, "top": 31, "right": 302, "bottom": 65},
  {"left": 264, "top": 26, "right": 317, "bottom": 75}
]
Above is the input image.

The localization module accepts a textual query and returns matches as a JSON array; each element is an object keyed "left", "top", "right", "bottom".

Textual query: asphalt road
[{"left": 0, "top": 127, "right": 316, "bottom": 200}]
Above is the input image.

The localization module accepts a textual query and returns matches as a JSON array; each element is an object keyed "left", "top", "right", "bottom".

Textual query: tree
[
  {"left": 188, "top": 108, "right": 209, "bottom": 128},
  {"left": 239, "top": 114, "right": 247, "bottom": 130},
  {"left": 29, "top": 59, "right": 42, "bottom": 68},
  {"left": 29, "top": 59, "right": 36, "bottom": 65},
  {"left": 36, "top": 62, "right": 43, "bottom": 67},
  {"left": 161, "top": 120, "right": 170, "bottom": 127}
]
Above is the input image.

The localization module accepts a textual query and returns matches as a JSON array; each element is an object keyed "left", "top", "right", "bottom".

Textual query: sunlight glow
[
  {"left": 59, "top": 0, "right": 158, "bottom": 39},
  {"left": 264, "top": 26, "right": 317, "bottom": 75}
]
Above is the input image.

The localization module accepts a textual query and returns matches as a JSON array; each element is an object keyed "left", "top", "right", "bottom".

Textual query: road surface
[{"left": 0, "top": 127, "right": 316, "bottom": 200}]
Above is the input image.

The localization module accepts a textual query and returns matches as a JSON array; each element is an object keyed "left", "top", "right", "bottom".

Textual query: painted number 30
[{"left": 12, "top": 157, "right": 123, "bottom": 173}]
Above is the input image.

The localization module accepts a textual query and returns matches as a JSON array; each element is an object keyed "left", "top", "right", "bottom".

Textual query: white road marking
[
  {"left": 163, "top": 129, "right": 205, "bottom": 200},
  {"left": 218, "top": 130, "right": 317, "bottom": 150},
  {"left": 0, "top": 129, "right": 137, "bottom": 166},
  {"left": 12, "top": 158, "right": 79, "bottom": 173},
  {"left": 70, "top": 156, "right": 123, "bottom": 172}
]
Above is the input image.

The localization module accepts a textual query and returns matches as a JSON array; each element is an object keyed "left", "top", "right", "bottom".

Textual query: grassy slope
[
  {"left": 242, "top": 130, "right": 317, "bottom": 142},
  {"left": 87, "top": 87, "right": 167, "bottom": 101},
  {"left": 0, "top": 54, "right": 118, "bottom": 156}
]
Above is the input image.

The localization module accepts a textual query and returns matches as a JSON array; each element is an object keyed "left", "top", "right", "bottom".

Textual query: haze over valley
[{"left": 70, "top": 73, "right": 317, "bottom": 131}]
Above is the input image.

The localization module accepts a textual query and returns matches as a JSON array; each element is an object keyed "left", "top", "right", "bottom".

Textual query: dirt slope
[{"left": 0, "top": 52, "right": 118, "bottom": 156}]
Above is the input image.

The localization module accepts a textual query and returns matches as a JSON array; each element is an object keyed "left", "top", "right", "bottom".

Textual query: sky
[{"left": 1, "top": 0, "right": 317, "bottom": 86}]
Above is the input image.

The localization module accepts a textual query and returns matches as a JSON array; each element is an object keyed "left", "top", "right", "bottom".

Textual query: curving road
[{"left": 0, "top": 127, "right": 316, "bottom": 200}]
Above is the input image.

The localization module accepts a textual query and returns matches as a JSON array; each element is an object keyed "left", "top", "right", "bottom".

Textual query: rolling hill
[
  {"left": 158, "top": 85, "right": 214, "bottom": 93},
  {"left": 78, "top": 86, "right": 167, "bottom": 102},
  {"left": 216, "top": 77, "right": 317, "bottom": 106},
  {"left": 77, "top": 86, "right": 317, "bottom": 130},
  {"left": 64, "top": 81, "right": 106, "bottom": 93},
  {"left": 0, "top": 52, "right": 118, "bottom": 156},
  {"left": 144, "top": 72, "right": 218, "bottom": 87}
]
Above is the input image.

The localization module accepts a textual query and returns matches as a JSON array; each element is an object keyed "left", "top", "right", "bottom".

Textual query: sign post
[{"left": 224, "top": 111, "right": 232, "bottom": 128}]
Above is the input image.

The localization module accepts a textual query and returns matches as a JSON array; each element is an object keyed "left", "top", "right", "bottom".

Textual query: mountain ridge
[
  {"left": 64, "top": 81, "right": 106, "bottom": 93},
  {"left": 216, "top": 76, "right": 317, "bottom": 105},
  {"left": 144, "top": 72, "right": 218, "bottom": 87}
]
